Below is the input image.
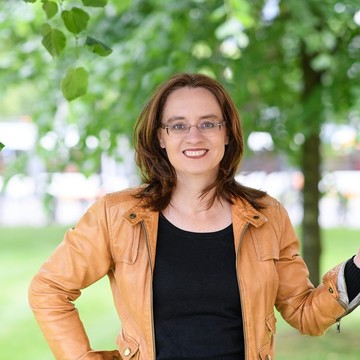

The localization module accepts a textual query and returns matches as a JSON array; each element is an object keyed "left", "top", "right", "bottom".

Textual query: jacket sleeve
[
  {"left": 28, "top": 197, "right": 115, "bottom": 360},
  {"left": 273, "top": 202, "right": 347, "bottom": 336}
]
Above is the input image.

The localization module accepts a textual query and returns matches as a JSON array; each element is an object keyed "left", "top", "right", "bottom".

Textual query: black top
[
  {"left": 153, "top": 214, "right": 244, "bottom": 360},
  {"left": 345, "top": 256, "right": 360, "bottom": 303}
]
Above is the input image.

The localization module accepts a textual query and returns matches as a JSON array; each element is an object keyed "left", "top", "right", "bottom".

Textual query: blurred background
[{"left": 1, "top": 0, "right": 360, "bottom": 359}]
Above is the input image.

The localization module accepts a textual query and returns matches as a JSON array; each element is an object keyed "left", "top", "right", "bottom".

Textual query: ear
[{"left": 158, "top": 129, "right": 166, "bottom": 148}]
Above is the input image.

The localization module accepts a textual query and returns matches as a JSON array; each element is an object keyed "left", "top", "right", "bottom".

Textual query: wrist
[{"left": 354, "top": 255, "right": 360, "bottom": 269}]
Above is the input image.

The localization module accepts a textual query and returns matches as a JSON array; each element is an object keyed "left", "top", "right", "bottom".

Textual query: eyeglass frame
[{"left": 160, "top": 120, "right": 226, "bottom": 137}]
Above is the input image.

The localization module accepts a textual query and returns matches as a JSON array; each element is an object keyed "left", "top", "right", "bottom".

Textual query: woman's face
[{"left": 158, "top": 87, "right": 228, "bottom": 181}]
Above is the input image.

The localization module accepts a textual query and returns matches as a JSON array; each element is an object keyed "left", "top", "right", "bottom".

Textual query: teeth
[{"left": 184, "top": 150, "right": 206, "bottom": 157}]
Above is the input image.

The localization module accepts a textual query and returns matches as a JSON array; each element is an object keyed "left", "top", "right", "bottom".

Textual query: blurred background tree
[{"left": 1, "top": 0, "right": 360, "bottom": 284}]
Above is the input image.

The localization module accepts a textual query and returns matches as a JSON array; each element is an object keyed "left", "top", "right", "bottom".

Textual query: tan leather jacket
[{"left": 29, "top": 187, "right": 349, "bottom": 360}]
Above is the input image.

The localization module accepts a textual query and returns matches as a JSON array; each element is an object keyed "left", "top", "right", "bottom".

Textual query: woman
[{"left": 29, "top": 73, "right": 360, "bottom": 360}]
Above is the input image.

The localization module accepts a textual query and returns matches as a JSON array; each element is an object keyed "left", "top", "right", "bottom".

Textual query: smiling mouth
[{"left": 183, "top": 149, "right": 208, "bottom": 158}]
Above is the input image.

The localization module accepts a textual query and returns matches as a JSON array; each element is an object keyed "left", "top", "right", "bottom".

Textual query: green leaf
[
  {"left": 61, "top": 7, "right": 90, "bottom": 35},
  {"left": 112, "top": 0, "right": 131, "bottom": 13},
  {"left": 42, "top": 1, "right": 58, "bottom": 19},
  {"left": 41, "top": 24, "right": 66, "bottom": 57},
  {"left": 41, "top": 23, "right": 51, "bottom": 36},
  {"left": 228, "top": 0, "right": 255, "bottom": 28},
  {"left": 61, "top": 67, "right": 89, "bottom": 101},
  {"left": 81, "top": 0, "right": 108, "bottom": 8},
  {"left": 85, "top": 36, "right": 112, "bottom": 57},
  {"left": 0, "top": 142, "right": 4, "bottom": 152},
  {"left": 24, "top": 0, "right": 37, "bottom": 3}
]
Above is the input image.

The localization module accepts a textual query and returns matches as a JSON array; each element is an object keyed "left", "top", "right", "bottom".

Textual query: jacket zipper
[
  {"left": 335, "top": 296, "right": 360, "bottom": 333},
  {"left": 336, "top": 319, "right": 341, "bottom": 333},
  {"left": 335, "top": 298, "right": 347, "bottom": 333},
  {"left": 141, "top": 221, "right": 157, "bottom": 360},
  {"left": 235, "top": 222, "right": 250, "bottom": 359},
  {"left": 336, "top": 282, "right": 360, "bottom": 333}
]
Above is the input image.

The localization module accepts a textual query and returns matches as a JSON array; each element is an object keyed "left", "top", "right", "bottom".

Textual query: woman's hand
[{"left": 354, "top": 249, "right": 360, "bottom": 268}]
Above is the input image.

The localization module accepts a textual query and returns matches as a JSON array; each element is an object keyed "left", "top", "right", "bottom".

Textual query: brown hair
[{"left": 133, "top": 72, "right": 266, "bottom": 211}]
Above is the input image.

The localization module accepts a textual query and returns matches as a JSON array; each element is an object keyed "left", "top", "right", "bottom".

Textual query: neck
[
  {"left": 163, "top": 176, "right": 232, "bottom": 232},
  {"left": 163, "top": 181, "right": 231, "bottom": 232},
  {"left": 171, "top": 175, "right": 217, "bottom": 213}
]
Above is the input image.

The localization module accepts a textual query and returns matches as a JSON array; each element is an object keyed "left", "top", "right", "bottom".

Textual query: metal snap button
[
  {"left": 129, "top": 213, "right": 136, "bottom": 219},
  {"left": 123, "top": 347, "right": 131, "bottom": 356},
  {"left": 328, "top": 287, "right": 334, "bottom": 293}
]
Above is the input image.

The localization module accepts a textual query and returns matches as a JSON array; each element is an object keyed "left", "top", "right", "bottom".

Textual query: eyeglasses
[{"left": 160, "top": 121, "right": 226, "bottom": 138}]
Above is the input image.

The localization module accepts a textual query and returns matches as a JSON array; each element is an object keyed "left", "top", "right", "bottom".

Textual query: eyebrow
[{"left": 165, "top": 114, "right": 221, "bottom": 123}]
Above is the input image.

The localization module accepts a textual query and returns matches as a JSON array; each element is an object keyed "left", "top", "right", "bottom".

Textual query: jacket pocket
[
  {"left": 258, "top": 313, "right": 276, "bottom": 360},
  {"left": 112, "top": 225, "right": 140, "bottom": 264},
  {"left": 116, "top": 330, "right": 140, "bottom": 359},
  {"left": 250, "top": 227, "right": 280, "bottom": 262},
  {"left": 248, "top": 227, "right": 280, "bottom": 299}
]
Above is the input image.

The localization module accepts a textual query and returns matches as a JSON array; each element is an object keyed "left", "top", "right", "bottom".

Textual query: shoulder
[
  {"left": 234, "top": 192, "right": 284, "bottom": 214},
  {"left": 89, "top": 186, "right": 145, "bottom": 215},
  {"left": 105, "top": 186, "right": 145, "bottom": 206},
  {"left": 257, "top": 193, "right": 290, "bottom": 223},
  {"left": 233, "top": 192, "right": 290, "bottom": 227},
  {"left": 255, "top": 193, "right": 280, "bottom": 207}
]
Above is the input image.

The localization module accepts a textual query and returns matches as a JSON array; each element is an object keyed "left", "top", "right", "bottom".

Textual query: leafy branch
[
  {"left": 24, "top": 0, "right": 112, "bottom": 101},
  {"left": 0, "top": 142, "right": 4, "bottom": 152}
]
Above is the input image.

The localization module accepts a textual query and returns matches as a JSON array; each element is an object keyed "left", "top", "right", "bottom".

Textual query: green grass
[{"left": 0, "top": 226, "right": 359, "bottom": 359}]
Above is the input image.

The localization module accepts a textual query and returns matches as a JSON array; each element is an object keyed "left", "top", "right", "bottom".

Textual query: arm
[
  {"left": 29, "top": 197, "right": 114, "bottom": 360},
  {"left": 273, "top": 204, "right": 347, "bottom": 336},
  {"left": 354, "top": 250, "right": 360, "bottom": 268}
]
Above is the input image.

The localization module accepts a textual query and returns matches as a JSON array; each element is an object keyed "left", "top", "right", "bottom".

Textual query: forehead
[{"left": 163, "top": 87, "right": 222, "bottom": 118}]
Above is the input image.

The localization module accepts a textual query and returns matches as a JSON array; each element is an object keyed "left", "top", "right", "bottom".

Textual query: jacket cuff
[{"left": 337, "top": 260, "right": 360, "bottom": 316}]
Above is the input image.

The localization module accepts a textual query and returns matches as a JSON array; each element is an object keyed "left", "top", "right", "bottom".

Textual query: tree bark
[
  {"left": 301, "top": 133, "right": 321, "bottom": 285},
  {"left": 300, "top": 44, "right": 323, "bottom": 286}
]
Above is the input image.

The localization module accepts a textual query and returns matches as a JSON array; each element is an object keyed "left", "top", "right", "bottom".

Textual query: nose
[{"left": 186, "top": 125, "right": 203, "bottom": 139}]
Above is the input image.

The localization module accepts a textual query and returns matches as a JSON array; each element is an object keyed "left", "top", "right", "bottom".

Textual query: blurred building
[{"left": 0, "top": 122, "right": 359, "bottom": 227}]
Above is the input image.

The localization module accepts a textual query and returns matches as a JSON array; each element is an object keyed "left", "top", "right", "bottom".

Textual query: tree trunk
[
  {"left": 301, "top": 133, "right": 321, "bottom": 285},
  {"left": 300, "top": 44, "right": 323, "bottom": 286}
]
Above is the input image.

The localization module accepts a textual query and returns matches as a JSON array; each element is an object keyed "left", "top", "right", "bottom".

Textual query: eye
[
  {"left": 199, "top": 121, "right": 215, "bottom": 129},
  {"left": 171, "top": 122, "right": 188, "bottom": 130}
]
